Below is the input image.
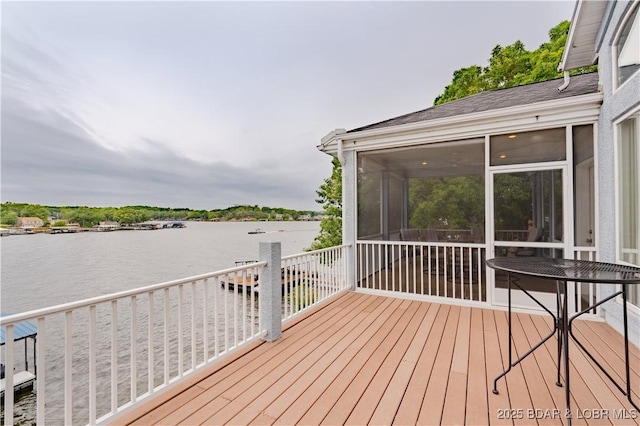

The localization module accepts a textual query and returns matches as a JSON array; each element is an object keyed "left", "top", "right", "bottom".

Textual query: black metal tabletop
[{"left": 486, "top": 257, "right": 640, "bottom": 283}]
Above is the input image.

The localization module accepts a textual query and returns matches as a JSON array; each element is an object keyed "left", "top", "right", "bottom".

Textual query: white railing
[
  {"left": 573, "top": 246, "right": 600, "bottom": 315},
  {"left": 1, "top": 261, "right": 265, "bottom": 426},
  {"left": 0, "top": 243, "right": 352, "bottom": 426},
  {"left": 356, "top": 241, "right": 487, "bottom": 303},
  {"left": 281, "top": 245, "right": 350, "bottom": 322}
]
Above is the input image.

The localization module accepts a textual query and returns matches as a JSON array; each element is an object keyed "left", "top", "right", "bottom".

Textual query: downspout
[
  {"left": 337, "top": 138, "right": 345, "bottom": 166},
  {"left": 558, "top": 71, "right": 571, "bottom": 92}
]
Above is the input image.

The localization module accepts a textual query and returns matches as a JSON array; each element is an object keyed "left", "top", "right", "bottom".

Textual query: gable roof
[{"left": 348, "top": 72, "right": 600, "bottom": 133}]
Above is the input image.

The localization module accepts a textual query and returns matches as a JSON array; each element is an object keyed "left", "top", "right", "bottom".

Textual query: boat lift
[{"left": 0, "top": 315, "right": 37, "bottom": 397}]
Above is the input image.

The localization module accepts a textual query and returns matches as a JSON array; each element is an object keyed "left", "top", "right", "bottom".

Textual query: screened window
[
  {"left": 618, "top": 111, "right": 640, "bottom": 307},
  {"left": 491, "top": 128, "right": 566, "bottom": 166},
  {"left": 357, "top": 138, "right": 485, "bottom": 241},
  {"left": 616, "top": 3, "right": 640, "bottom": 87},
  {"left": 573, "top": 125, "right": 595, "bottom": 247}
]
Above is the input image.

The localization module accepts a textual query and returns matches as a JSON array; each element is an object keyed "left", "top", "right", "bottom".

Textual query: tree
[
  {"left": 65, "top": 207, "right": 105, "bottom": 227},
  {"left": 434, "top": 21, "right": 596, "bottom": 106},
  {"left": 114, "top": 208, "right": 151, "bottom": 225},
  {"left": 309, "top": 157, "right": 342, "bottom": 250},
  {"left": 1, "top": 210, "right": 18, "bottom": 225},
  {"left": 409, "top": 176, "right": 485, "bottom": 230},
  {"left": 434, "top": 65, "right": 487, "bottom": 106}
]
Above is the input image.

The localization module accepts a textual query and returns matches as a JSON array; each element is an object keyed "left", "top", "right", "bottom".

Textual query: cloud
[
  {"left": 1, "top": 1, "right": 574, "bottom": 211},
  {"left": 1, "top": 13, "right": 329, "bottom": 210},
  {"left": 1, "top": 95, "right": 320, "bottom": 210}
]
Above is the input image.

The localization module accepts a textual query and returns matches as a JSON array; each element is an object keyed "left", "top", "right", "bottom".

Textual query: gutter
[
  {"left": 339, "top": 92, "right": 603, "bottom": 142},
  {"left": 318, "top": 128, "right": 347, "bottom": 162},
  {"left": 336, "top": 139, "right": 345, "bottom": 165}
]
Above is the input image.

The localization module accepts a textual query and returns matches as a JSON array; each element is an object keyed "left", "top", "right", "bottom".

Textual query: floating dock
[
  {"left": 0, "top": 316, "right": 38, "bottom": 397},
  {"left": 221, "top": 269, "right": 305, "bottom": 293}
]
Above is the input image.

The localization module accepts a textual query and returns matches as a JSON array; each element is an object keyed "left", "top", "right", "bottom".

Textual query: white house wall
[{"left": 596, "top": 0, "right": 640, "bottom": 344}]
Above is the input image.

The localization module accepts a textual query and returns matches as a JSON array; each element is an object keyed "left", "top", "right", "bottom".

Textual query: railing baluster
[
  {"left": 376, "top": 244, "right": 380, "bottom": 291},
  {"left": 413, "top": 245, "right": 417, "bottom": 294},
  {"left": 178, "top": 285, "right": 184, "bottom": 376},
  {"left": 242, "top": 273, "right": 247, "bottom": 342},
  {"left": 477, "top": 248, "right": 482, "bottom": 301},
  {"left": 357, "top": 244, "right": 361, "bottom": 290},
  {"left": 111, "top": 300, "right": 118, "bottom": 413},
  {"left": 5, "top": 325, "right": 15, "bottom": 426},
  {"left": 130, "top": 295, "right": 137, "bottom": 403},
  {"left": 203, "top": 279, "right": 209, "bottom": 362},
  {"left": 436, "top": 247, "right": 441, "bottom": 297},
  {"left": 89, "top": 305, "right": 97, "bottom": 424},
  {"left": 163, "top": 288, "right": 169, "bottom": 384},
  {"left": 214, "top": 276, "right": 220, "bottom": 358},
  {"left": 223, "top": 275, "right": 228, "bottom": 352},
  {"left": 191, "top": 281, "right": 196, "bottom": 370},
  {"left": 444, "top": 247, "right": 448, "bottom": 297},
  {"left": 250, "top": 270, "right": 255, "bottom": 338},
  {"left": 391, "top": 244, "right": 396, "bottom": 293},
  {"left": 452, "top": 246, "right": 457, "bottom": 299},
  {"left": 283, "top": 260, "right": 289, "bottom": 317},
  {"left": 37, "top": 317, "right": 46, "bottom": 424},
  {"left": 148, "top": 291, "right": 154, "bottom": 393},
  {"left": 65, "top": 310, "right": 73, "bottom": 425},
  {"left": 234, "top": 272, "right": 238, "bottom": 347}
]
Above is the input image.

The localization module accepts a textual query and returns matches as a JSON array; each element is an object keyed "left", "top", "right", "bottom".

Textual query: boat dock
[
  {"left": 0, "top": 316, "right": 37, "bottom": 398},
  {"left": 221, "top": 266, "right": 309, "bottom": 293}
]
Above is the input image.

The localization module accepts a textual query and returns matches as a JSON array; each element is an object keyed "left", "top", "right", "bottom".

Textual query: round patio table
[{"left": 486, "top": 256, "right": 640, "bottom": 425}]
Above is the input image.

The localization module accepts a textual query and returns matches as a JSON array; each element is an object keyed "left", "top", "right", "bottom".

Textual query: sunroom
[{"left": 320, "top": 72, "right": 603, "bottom": 315}]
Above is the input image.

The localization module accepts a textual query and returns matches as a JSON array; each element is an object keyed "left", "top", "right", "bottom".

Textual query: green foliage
[
  {"left": 409, "top": 176, "right": 485, "bottom": 230},
  {"left": 113, "top": 207, "right": 151, "bottom": 225},
  {"left": 309, "top": 157, "right": 342, "bottom": 250},
  {"left": 1, "top": 202, "right": 49, "bottom": 224},
  {"left": 0, "top": 202, "right": 315, "bottom": 227},
  {"left": 493, "top": 174, "right": 532, "bottom": 230},
  {"left": 1, "top": 209, "right": 18, "bottom": 225},
  {"left": 63, "top": 207, "right": 106, "bottom": 227},
  {"left": 207, "top": 204, "right": 304, "bottom": 221},
  {"left": 434, "top": 21, "right": 597, "bottom": 106}
]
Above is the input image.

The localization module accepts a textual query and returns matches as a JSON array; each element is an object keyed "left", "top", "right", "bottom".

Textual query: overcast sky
[{"left": 1, "top": 0, "right": 575, "bottom": 211}]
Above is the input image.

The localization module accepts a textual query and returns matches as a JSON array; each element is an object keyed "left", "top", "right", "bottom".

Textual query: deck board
[
  {"left": 112, "top": 292, "right": 640, "bottom": 426},
  {"left": 417, "top": 305, "right": 460, "bottom": 425}
]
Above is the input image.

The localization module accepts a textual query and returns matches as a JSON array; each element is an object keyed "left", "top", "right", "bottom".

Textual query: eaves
[{"left": 319, "top": 92, "right": 603, "bottom": 156}]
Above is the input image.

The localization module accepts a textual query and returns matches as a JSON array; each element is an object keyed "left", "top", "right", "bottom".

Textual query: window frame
[
  {"left": 615, "top": 105, "right": 640, "bottom": 309},
  {"left": 612, "top": 0, "right": 640, "bottom": 92}
]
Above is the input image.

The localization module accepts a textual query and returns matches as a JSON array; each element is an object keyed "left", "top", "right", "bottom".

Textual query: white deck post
[{"left": 259, "top": 242, "right": 282, "bottom": 342}]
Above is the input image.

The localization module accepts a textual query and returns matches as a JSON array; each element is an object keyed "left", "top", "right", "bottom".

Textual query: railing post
[{"left": 259, "top": 242, "right": 282, "bottom": 342}]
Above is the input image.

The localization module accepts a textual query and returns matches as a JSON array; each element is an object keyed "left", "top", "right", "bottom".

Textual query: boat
[
  {"left": 247, "top": 228, "right": 265, "bottom": 234},
  {"left": 163, "top": 221, "right": 186, "bottom": 229},
  {"left": 1, "top": 315, "right": 38, "bottom": 397}
]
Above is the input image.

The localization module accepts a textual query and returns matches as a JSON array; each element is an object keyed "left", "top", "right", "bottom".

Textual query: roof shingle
[{"left": 348, "top": 72, "right": 600, "bottom": 133}]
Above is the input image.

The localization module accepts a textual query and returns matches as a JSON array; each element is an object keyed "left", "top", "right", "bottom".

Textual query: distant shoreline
[{"left": 0, "top": 219, "right": 321, "bottom": 237}]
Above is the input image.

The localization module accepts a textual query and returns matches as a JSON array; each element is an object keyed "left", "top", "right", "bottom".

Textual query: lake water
[
  {"left": 0, "top": 221, "right": 320, "bottom": 424},
  {"left": 1, "top": 221, "right": 320, "bottom": 313}
]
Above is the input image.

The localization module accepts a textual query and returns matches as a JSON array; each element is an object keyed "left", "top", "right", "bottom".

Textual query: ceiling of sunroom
[{"left": 358, "top": 126, "right": 569, "bottom": 179}]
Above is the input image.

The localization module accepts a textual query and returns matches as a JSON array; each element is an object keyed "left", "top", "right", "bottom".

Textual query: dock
[
  {"left": 221, "top": 267, "right": 306, "bottom": 293},
  {"left": 0, "top": 316, "right": 37, "bottom": 397}
]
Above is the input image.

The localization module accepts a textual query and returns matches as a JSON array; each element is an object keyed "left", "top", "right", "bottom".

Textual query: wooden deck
[{"left": 111, "top": 292, "right": 640, "bottom": 426}]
